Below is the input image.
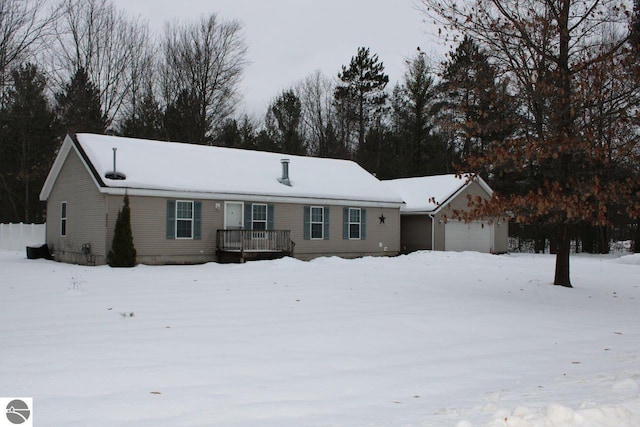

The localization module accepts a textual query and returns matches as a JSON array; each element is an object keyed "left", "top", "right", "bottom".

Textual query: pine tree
[
  {"left": 322, "top": 121, "right": 349, "bottom": 160},
  {"left": 437, "top": 36, "right": 517, "bottom": 173},
  {"left": 335, "top": 47, "right": 389, "bottom": 157},
  {"left": 164, "top": 89, "right": 208, "bottom": 144},
  {"left": 214, "top": 118, "right": 243, "bottom": 148},
  {"left": 265, "top": 89, "right": 306, "bottom": 155},
  {"left": 120, "top": 86, "right": 165, "bottom": 140},
  {"left": 0, "top": 63, "right": 58, "bottom": 223},
  {"left": 355, "top": 125, "right": 399, "bottom": 179},
  {"left": 108, "top": 194, "right": 136, "bottom": 267},
  {"left": 391, "top": 51, "right": 448, "bottom": 176},
  {"left": 215, "top": 115, "right": 260, "bottom": 149},
  {"left": 237, "top": 115, "right": 259, "bottom": 149},
  {"left": 55, "top": 67, "right": 107, "bottom": 134}
]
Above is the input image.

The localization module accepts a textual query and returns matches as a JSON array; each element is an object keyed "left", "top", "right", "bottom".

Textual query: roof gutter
[
  {"left": 429, "top": 214, "right": 436, "bottom": 251},
  {"left": 98, "top": 186, "right": 404, "bottom": 209}
]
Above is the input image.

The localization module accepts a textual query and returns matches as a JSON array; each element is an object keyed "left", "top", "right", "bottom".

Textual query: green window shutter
[
  {"left": 303, "top": 206, "right": 310, "bottom": 240},
  {"left": 194, "top": 201, "right": 202, "bottom": 240},
  {"left": 361, "top": 208, "right": 366, "bottom": 240},
  {"left": 244, "top": 202, "right": 252, "bottom": 229},
  {"left": 324, "top": 207, "right": 330, "bottom": 240},
  {"left": 267, "top": 204, "right": 274, "bottom": 230},
  {"left": 166, "top": 200, "right": 175, "bottom": 239},
  {"left": 343, "top": 208, "right": 349, "bottom": 239}
]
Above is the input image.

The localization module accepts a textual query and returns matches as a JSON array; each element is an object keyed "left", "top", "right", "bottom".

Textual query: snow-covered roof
[
  {"left": 41, "top": 133, "right": 403, "bottom": 206},
  {"left": 382, "top": 174, "right": 492, "bottom": 213}
]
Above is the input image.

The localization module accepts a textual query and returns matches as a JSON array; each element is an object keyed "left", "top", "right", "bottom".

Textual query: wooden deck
[{"left": 216, "top": 230, "right": 295, "bottom": 263}]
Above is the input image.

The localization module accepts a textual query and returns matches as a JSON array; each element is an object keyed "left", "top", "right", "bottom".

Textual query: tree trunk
[
  {"left": 597, "top": 225, "right": 609, "bottom": 254},
  {"left": 24, "top": 177, "right": 30, "bottom": 223},
  {"left": 634, "top": 221, "right": 640, "bottom": 254},
  {"left": 534, "top": 232, "right": 545, "bottom": 253},
  {"left": 554, "top": 224, "right": 572, "bottom": 287},
  {"left": 549, "top": 233, "right": 558, "bottom": 255},
  {"left": 581, "top": 224, "right": 593, "bottom": 253},
  {"left": 552, "top": 0, "right": 573, "bottom": 288}
]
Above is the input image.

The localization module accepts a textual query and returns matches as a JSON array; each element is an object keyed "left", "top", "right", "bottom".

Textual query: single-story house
[
  {"left": 383, "top": 174, "right": 508, "bottom": 254},
  {"left": 39, "top": 133, "right": 403, "bottom": 265}
]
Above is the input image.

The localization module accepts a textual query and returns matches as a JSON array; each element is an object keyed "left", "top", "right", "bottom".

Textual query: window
[
  {"left": 166, "top": 200, "right": 201, "bottom": 240},
  {"left": 176, "top": 200, "right": 193, "bottom": 239},
  {"left": 61, "top": 202, "right": 67, "bottom": 236},
  {"left": 310, "top": 206, "right": 324, "bottom": 239},
  {"left": 349, "top": 208, "right": 361, "bottom": 239},
  {"left": 243, "top": 203, "right": 274, "bottom": 233},
  {"left": 251, "top": 204, "right": 267, "bottom": 239},
  {"left": 343, "top": 208, "right": 366, "bottom": 240},
  {"left": 252, "top": 204, "right": 267, "bottom": 230},
  {"left": 304, "top": 206, "right": 329, "bottom": 240}
]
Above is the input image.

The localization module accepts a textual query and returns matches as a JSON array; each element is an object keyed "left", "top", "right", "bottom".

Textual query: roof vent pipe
[
  {"left": 278, "top": 158, "right": 291, "bottom": 186},
  {"left": 105, "top": 147, "right": 126, "bottom": 180}
]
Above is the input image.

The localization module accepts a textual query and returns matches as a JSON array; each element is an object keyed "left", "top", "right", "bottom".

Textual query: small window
[
  {"left": 61, "top": 201, "right": 67, "bottom": 236},
  {"left": 349, "top": 208, "right": 361, "bottom": 239},
  {"left": 252, "top": 204, "right": 267, "bottom": 231},
  {"left": 176, "top": 200, "right": 193, "bottom": 239},
  {"left": 310, "top": 206, "right": 324, "bottom": 239}
]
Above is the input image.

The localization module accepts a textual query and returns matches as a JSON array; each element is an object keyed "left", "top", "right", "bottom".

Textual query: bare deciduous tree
[
  {"left": 0, "top": 0, "right": 58, "bottom": 106},
  {"left": 296, "top": 70, "right": 337, "bottom": 157},
  {"left": 53, "top": 0, "right": 151, "bottom": 128},
  {"left": 161, "top": 13, "right": 247, "bottom": 144},
  {"left": 119, "top": 22, "right": 157, "bottom": 133}
]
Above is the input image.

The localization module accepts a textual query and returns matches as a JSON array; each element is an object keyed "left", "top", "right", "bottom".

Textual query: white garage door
[{"left": 445, "top": 220, "right": 493, "bottom": 253}]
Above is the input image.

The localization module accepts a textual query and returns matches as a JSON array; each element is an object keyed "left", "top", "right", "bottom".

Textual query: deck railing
[{"left": 216, "top": 229, "right": 294, "bottom": 254}]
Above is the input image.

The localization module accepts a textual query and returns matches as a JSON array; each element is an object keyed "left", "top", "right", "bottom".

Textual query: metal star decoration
[{"left": 379, "top": 214, "right": 386, "bottom": 224}]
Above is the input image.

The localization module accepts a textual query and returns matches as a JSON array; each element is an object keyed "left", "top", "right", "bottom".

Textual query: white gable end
[{"left": 382, "top": 174, "right": 493, "bottom": 213}]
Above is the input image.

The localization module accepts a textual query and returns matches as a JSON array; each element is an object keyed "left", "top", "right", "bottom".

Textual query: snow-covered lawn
[{"left": 1, "top": 250, "right": 639, "bottom": 426}]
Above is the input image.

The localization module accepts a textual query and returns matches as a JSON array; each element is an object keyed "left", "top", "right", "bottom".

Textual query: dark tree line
[
  {"left": 0, "top": 0, "right": 247, "bottom": 223},
  {"left": 1, "top": 0, "right": 639, "bottom": 267}
]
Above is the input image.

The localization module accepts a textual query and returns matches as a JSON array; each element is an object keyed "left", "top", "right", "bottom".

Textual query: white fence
[{"left": 0, "top": 223, "right": 46, "bottom": 251}]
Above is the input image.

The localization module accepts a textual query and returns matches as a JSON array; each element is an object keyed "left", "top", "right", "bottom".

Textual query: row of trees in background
[
  {"left": 214, "top": 43, "right": 506, "bottom": 178},
  {"left": 0, "top": 0, "right": 247, "bottom": 223},
  {"left": 1, "top": 0, "right": 639, "bottom": 274}
]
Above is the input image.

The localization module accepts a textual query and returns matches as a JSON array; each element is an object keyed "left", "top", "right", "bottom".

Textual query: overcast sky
[{"left": 112, "top": 0, "right": 444, "bottom": 117}]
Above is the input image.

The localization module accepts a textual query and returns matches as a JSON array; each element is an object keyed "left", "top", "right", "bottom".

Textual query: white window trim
[
  {"left": 348, "top": 207, "right": 361, "bottom": 240},
  {"left": 310, "top": 206, "right": 324, "bottom": 240},
  {"left": 251, "top": 203, "right": 268, "bottom": 240},
  {"left": 60, "top": 201, "right": 67, "bottom": 237},
  {"left": 175, "top": 200, "right": 194, "bottom": 239},
  {"left": 252, "top": 203, "right": 267, "bottom": 230}
]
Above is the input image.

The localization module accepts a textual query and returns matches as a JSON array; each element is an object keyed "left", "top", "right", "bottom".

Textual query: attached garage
[
  {"left": 384, "top": 174, "right": 509, "bottom": 254},
  {"left": 444, "top": 220, "right": 494, "bottom": 253}
]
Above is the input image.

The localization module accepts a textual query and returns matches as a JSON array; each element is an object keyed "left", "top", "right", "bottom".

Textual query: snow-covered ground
[{"left": 1, "top": 250, "right": 639, "bottom": 426}]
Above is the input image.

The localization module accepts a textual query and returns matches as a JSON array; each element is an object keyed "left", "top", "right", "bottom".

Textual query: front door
[{"left": 224, "top": 202, "right": 243, "bottom": 249}]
